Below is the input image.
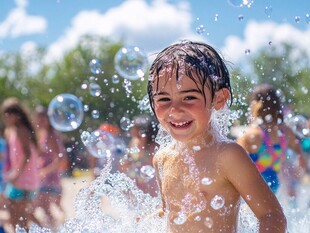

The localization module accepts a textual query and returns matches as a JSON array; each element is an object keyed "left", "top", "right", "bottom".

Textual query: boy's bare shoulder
[{"left": 216, "top": 141, "right": 252, "bottom": 168}]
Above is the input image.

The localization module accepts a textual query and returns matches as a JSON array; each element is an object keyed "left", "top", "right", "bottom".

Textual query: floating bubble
[
  {"left": 238, "top": 14, "right": 244, "bottom": 21},
  {"left": 89, "top": 59, "right": 102, "bottom": 74},
  {"left": 210, "top": 195, "right": 225, "bottom": 210},
  {"left": 114, "top": 46, "right": 148, "bottom": 81},
  {"left": 120, "top": 117, "right": 133, "bottom": 131},
  {"left": 228, "top": 0, "right": 254, "bottom": 8},
  {"left": 140, "top": 165, "right": 155, "bottom": 181},
  {"left": 91, "top": 109, "right": 100, "bottom": 119},
  {"left": 196, "top": 24, "right": 205, "bottom": 35},
  {"left": 112, "top": 74, "right": 120, "bottom": 84},
  {"left": 83, "top": 105, "right": 89, "bottom": 112},
  {"left": 264, "top": 6, "right": 272, "bottom": 18},
  {"left": 245, "top": 49, "right": 251, "bottom": 55},
  {"left": 82, "top": 129, "right": 115, "bottom": 158},
  {"left": 89, "top": 83, "right": 101, "bottom": 97},
  {"left": 306, "top": 14, "right": 310, "bottom": 24},
  {"left": 214, "top": 14, "right": 219, "bottom": 21},
  {"left": 295, "top": 16, "right": 301, "bottom": 23},
  {"left": 48, "top": 93, "right": 84, "bottom": 132}
]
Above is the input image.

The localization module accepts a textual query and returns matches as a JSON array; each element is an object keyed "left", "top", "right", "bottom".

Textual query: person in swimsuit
[
  {"left": 148, "top": 41, "right": 286, "bottom": 232},
  {"left": 1, "top": 97, "right": 41, "bottom": 232},
  {"left": 237, "top": 84, "right": 308, "bottom": 195},
  {"left": 34, "top": 106, "right": 67, "bottom": 230}
]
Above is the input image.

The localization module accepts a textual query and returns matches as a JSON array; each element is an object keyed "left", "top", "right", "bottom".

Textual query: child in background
[
  {"left": 237, "top": 84, "right": 307, "bottom": 198},
  {"left": 147, "top": 41, "right": 286, "bottom": 232},
  {"left": 119, "top": 114, "right": 159, "bottom": 197},
  {"left": 0, "top": 123, "right": 7, "bottom": 233},
  {"left": 1, "top": 97, "right": 41, "bottom": 232},
  {"left": 0, "top": 122, "right": 6, "bottom": 193},
  {"left": 34, "top": 106, "right": 66, "bottom": 230}
]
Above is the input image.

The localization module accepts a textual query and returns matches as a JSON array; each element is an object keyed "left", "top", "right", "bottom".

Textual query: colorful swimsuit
[{"left": 249, "top": 129, "right": 287, "bottom": 193}]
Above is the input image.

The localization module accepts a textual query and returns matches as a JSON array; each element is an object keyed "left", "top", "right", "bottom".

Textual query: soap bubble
[
  {"left": 227, "top": 0, "right": 254, "bottom": 8},
  {"left": 89, "top": 83, "right": 101, "bottom": 97},
  {"left": 120, "top": 117, "right": 133, "bottom": 131},
  {"left": 82, "top": 129, "right": 116, "bottom": 158},
  {"left": 89, "top": 59, "right": 102, "bottom": 74},
  {"left": 114, "top": 46, "right": 148, "bottom": 80},
  {"left": 48, "top": 93, "right": 84, "bottom": 132}
]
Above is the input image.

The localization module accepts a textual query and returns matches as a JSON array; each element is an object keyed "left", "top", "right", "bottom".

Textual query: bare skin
[{"left": 152, "top": 75, "right": 287, "bottom": 233}]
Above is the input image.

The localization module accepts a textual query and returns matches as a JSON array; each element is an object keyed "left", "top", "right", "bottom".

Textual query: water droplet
[
  {"left": 196, "top": 24, "right": 205, "bottom": 35},
  {"left": 89, "top": 59, "right": 102, "bottom": 74},
  {"left": 91, "top": 109, "right": 100, "bottom": 119},
  {"left": 173, "top": 213, "right": 187, "bottom": 225},
  {"left": 83, "top": 104, "right": 89, "bottom": 112},
  {"left": 204, "top": 217, "right": 213, "bottom": 228},
  {"left": 193, "top": 145, "right": 201, "bottom": 151},
  {"left": 112, "top": 74, "right": 120, "bottom": 84},
  {"left": 210, "top": 195, "right": 225, "bottom": 210},
  {"left": 201, "top": 177, "right": 213, "bottom": 185},
  {"left": 295, "top": 16, "right": 301, "bottom": 23},
  {"left": 264, "top": 6, "right": 272, "bottom": 18},
  {"left": 245, "top": 49, "right": 250, "bottom": 55},
  {"left": 140, "top": 165, "right": 155, "bottom": 181},
  {"left": 214, "top": 14, "right": 219, "bottom": 21},
  {"left": 238, "top": 14, "right": 244, "bottom": 21},
  {"left": 306, "top": 14, "right": 310, "bottom": 24}
]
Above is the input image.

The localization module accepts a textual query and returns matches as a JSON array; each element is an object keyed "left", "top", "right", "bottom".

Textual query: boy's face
[{"left": 152, "top": 73, "right": 213, "bottom": 142}]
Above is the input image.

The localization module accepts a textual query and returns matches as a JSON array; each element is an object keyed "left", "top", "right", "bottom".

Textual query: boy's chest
[{"left": 160, "top": 153, "right": 220, "bottom": 199}]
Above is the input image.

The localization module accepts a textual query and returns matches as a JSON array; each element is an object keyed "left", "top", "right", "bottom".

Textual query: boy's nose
[{"left": 168, "top": 106, "right": 182, "bottom": 119}]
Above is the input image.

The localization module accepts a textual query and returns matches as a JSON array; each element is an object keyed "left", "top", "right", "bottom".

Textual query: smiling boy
[{"left": 147, "top": 41, "right": 287, "bottom": 233}]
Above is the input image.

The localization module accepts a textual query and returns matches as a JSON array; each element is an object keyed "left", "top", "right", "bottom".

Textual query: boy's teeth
[{"left": 173, "top": 121, "right": 189, "bottom": 126}]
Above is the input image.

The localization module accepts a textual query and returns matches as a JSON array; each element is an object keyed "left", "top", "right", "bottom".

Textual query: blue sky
[{"left": 1, "top": 0, "right": 310, "bottom": 64}]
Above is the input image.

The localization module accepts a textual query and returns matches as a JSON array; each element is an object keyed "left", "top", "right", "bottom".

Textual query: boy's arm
[{"left": 221, "top": 143, "right": 287, "bottom": 233}]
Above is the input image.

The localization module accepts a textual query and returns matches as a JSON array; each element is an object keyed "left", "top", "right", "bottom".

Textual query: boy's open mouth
[{"left": 169, "top": 120, "right": 192, "bottom": 128}]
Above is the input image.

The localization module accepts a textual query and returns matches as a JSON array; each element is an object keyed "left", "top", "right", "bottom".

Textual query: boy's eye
[
  {"left": 184, "top": 96, "right": 197, "bottom": 100},
  {"left": 157, "top": 97, "right": 170, "bottom": 102}
]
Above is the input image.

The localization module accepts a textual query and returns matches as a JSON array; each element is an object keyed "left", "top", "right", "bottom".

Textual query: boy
[{"left": 147, "top": 41, "right": 287, "bottom": 232}]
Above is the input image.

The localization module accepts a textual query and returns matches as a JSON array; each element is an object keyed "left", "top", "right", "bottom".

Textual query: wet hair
[
  {"left": 250, "top": 83, "right": 284, "bottom": 124},
  {"left": 148, "top": 40, "right": 232, "bottom": 115},
  {"left": 1, "top": 97, "right": 38, "bottom": 147}
]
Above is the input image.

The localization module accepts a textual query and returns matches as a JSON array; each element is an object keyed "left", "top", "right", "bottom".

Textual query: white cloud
[
  {"left": 45, "top": 0, "right": 203, "bottom": 63},
  {"left": 0, "top": 0, "right": 47, "bottom": 39},
  {"left": 221, "top": 20, "right": 310, "bottom": 65}
]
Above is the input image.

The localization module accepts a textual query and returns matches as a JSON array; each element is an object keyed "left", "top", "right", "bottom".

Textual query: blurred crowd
[{"left": 0, "top": 85, "right": 309, "bottom": 232}]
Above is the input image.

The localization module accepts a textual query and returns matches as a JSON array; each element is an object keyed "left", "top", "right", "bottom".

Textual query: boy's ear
[{"left": 213, "top": 88, "right": 230, "bottom": 110}]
